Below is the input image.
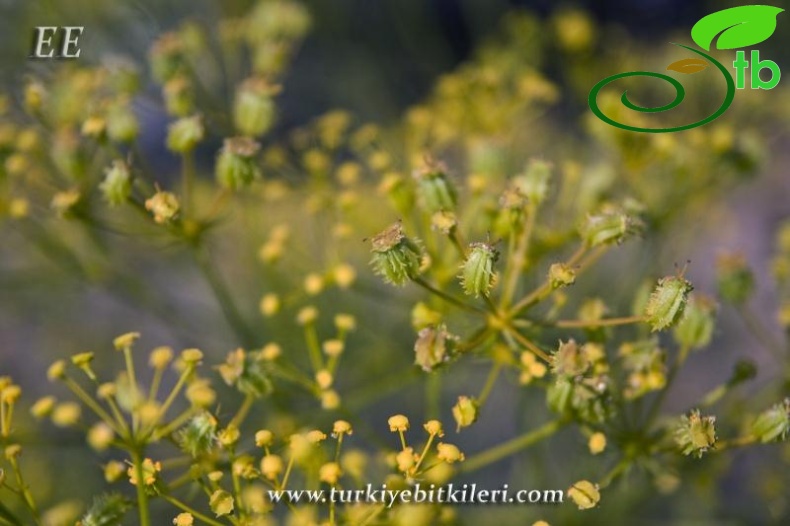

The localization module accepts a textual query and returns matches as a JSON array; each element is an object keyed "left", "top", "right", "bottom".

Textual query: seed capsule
[
  {"left": 100, "top": 160, "right": 132, "bottom": 206},
  {"left": 369, "top": 222, "right": 422, "bottom": 286},
  {"left": 752, "top": 399, "right": 790, "bottom": 443},
  {"left": 233, "top": 77, "right": 278, "bottom": 137},
  {"left": 413, "top": 160, "right": 457, "bottom": 213},
  {"left": 645, "top": 275, "right": 693, "bottom": 332},
  {"left": 460, "top": 242, "right": 499, "bottom": 297},
  {"left": 215, "top": 137, "right": 262, "bottom": 190}
]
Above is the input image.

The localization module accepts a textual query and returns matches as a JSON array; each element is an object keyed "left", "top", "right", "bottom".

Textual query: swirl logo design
[{"left": 588, "top": 5, "right": 784, "bottom": 133}]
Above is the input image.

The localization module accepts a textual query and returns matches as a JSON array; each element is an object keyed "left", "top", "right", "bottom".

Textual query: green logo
[{"left": 589, "top": 5, "right": 784, "bottom": 133}]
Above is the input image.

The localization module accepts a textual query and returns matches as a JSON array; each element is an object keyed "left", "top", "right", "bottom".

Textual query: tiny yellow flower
[
  {"left": 173, "top": 512, "right": 194, "bottom": 526},
  {"left": 30, "top": 396, "right": 56, "bottom": 419},
  {"left": 47, "top": 360, "right": 67, "bottom": 381},
  {"left": 260, "top": 293, "right": 281, "bottom": 317},
  {"left": 104, "top": 460, "right": 126, "bottom": 483},
  {"left": 396, "top": 447, "right": 416, "bottom": 473},
  {"left": 180, "top": 348, "right": 204, "bottom": 365},
  {"left": 315, "top": 370, "right": 333, "bottom": 390},
  {"left": 97, "top": 383, "right": 117, "bottom": 399},
  {"left": 304, "top": 273, "right": 324, "bottom": 295},
  {"left": 87, "top": 422, "right": 115, "bottom": 451},
  {"left": 452, "top": 396, "right": 479, "bottom": 431},
  {"left": 209, "top": 489, "right": 234, "bottom": 517},
  {"left": 208, "top": 471, "right": 224, "bottom": 482},
  {"left": 333, "top": 264, "right": 357, "bottom": 288},
  {"left": 51, "top": 402, "right": 81, "bottom": 427},
  {"left": 423, "top": 420, "right": 444, "bottom": 437},
  {"left": 323, "top": 339, "right": 344, "bottom": 357},
  {"left": 261, "top": 343, "right": 282, "bottom": 361},
  {"left": 333, "top": 420, "right": 353, "bottom": 436},
  {"left": 149, "top": 346, "right": 174, "bottom": 369},
  {"left": 388, "top": 414, "right": 410, "bottom": 433},
  {"left": 113, "top": 332, "right": 140, "bottom": 351},
  {"left": 319, "top": 462, "right": 343, "bottom": 485},
  {"left": 297, "top": 306, "right": 318, "bottom": 325},
  {"left": 588, "top": 432, "right": 607, "bottom": 455},
  {"left": 567, "top": 480, "right": 600, "bottom": 510},
  {"left": 218, "top": 426, "right": 241, "bottom": 447},
  {"left": 255, "top": 429, "right": 274, "bottom": 447},
  {"left": 260, "top": 454, "right": 284, "bottom": 480},
  {"left": 321, "top": 389, "right": 341, "bottom": 410},
  {"left": 128, "top": 458, "right": 162, "bottom": 487},
  {"left": 334, "top": 314, "right": 357, "bottom": 332},
  {"left": 306, "top": 430, "right": 327, "bottom": 444},
  {"left": 436, "top": 442, "right": 465, "bottom": 463}
]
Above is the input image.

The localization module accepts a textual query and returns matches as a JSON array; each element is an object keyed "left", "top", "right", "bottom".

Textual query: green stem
[
  {"left": 477, "top": 364, "right": 501, "bottom": 406},
  {"left": 229, "top": 394, "right": 254, "bottom": 429},
  {"left": 193, "top": 246, "right": 256, "bottom": 348},
  {"left": 460, "top": 419, "right": 566, "bottom": 473},
  {"left": 413, "top": 278, "right": 484, "bottom": 314},
  {"left": 551, "top": 315, "right": 645, "bottom": 329},
  {"left": 131, "top": 449, "right": 151, "bottom": 526}
]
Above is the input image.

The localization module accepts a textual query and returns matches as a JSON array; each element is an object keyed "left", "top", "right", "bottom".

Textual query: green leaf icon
[{"left": 691, "top": 5, "right": 784, "bottom": 51}]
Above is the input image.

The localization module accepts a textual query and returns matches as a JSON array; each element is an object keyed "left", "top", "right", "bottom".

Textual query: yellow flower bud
[
  {"left": 388, "top": 414, "right": 410, "bottom": 432},
  {"left": 568, "top": 480, "right": 600, "bottom": 510},
  {"left": 315, "top": 370, "right": 333, "bottom": 390},
  {"left": 334, "top": 314, "right": 356, "bottom": 332},
  {"left": 423, "top": 420, "right": 444, "bottom": 437},
  {"left": 322, "top": 339, "right": 344, "bottom": 358},
  {"left": 87, "top": 422, "right": 115, "bottom": 451},
  {"left": 104, "top": 460, "right": 126, "bottom": 483},
  {"left": 297, "top": 306, "right": 318, "bottom": 325},
  {"left": 218, "top": 426, "right": 241, "bottom": 447},
  {"left": 436, "top": 442, "right": 465, "bottom": 463},
  {"left": 304, "top": 273, "right": 324, "bottom": 295},
  {"left": 260, "top": 454, "right": 284, "bottom": 480},
  {"left": 31, "top": 396, "right": 56, "bottom": 419},
  {"left": 149, "top": 346, "right": 174, "bottom": 369},
  {"left": 261, "top": 343, "right": 282, "bottom": 361},
  {"left": 319, "top": 462, "right": 342, "bottom": 485},
  {"left": 321, "top": 389, "right": 341, "bottom": 410},
  {"left": 306, "top": 430, "right": 327, "bottom": 444},
  {"left": 51, "top": 402, "right": 81, "bottom": 427},
  {"left": 180, "top": 348, "right": 204, "bottom": 365},
  {"left": 588, "top": 432, "right": 607, "bottom": 455},
  {"left": 255, "top": 429, "right": 274, "bottom": 447},
  {"left": 396, "top": 447, "right": 416, "bottom": 473},
  {"left": 113, "top": 332, "right": 140, "bottom": 350},
  {"left": 209, "top": 489, "right": 234, "bottom": 517},
  {"left": 259, "top": 294, "right": 280, "bottom": 317},
  {"left": 333, "top": 420, "right": 353, "bottom": 436},
  {"left": 333, "top": 264, "right": 357, "bottom": 288},
  {"left": 452, "top": 396, "right": 479, "bottom": 431},
  {"left": 47, "top": 360, "right": 67, "bottom": 381},
  {"left": 173, "top": 512, "right": 194, "bottom": 526}
]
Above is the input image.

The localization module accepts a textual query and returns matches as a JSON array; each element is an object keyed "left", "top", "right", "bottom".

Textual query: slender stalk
[
  {"left": 551, "top": 315, "right": 645, "bottom": 329},
  {"left": 501, "top": 206, "right": 535, "bottom": 308},
  {"left": 123, "top": 347, "right": 140, "bottom": 433},
  {"left": 62, "top": 377, "right": 123, "bottom": 436},
  {"left": 460, "top": 419, "right": 566, "bottom": 473},
  {"left": 738, "top": 305, "right": 786, "bottom": 361},
  {"left": 413, "top": 278, "right": 484, "bottom": 314},
  {"left": 477, "top": 364, "right": 501, "bottom": 406},
  {"left": 193, "top": 247, "right": 256, "bottom": 348},
  {"left": 229, "top": 394, "right": 254, "bottom": 429},
  {"left": 504, "top": 327, "right": 551, "bottom": 363},
  {"left": 131, "top": 449, "right": 151, "bottom": 526},
  {"left": 8, "top": 458, "right": 39, "bottom": 525},
  {"left": 181, "top": 152, "right": 195, "bottom": 218}
]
